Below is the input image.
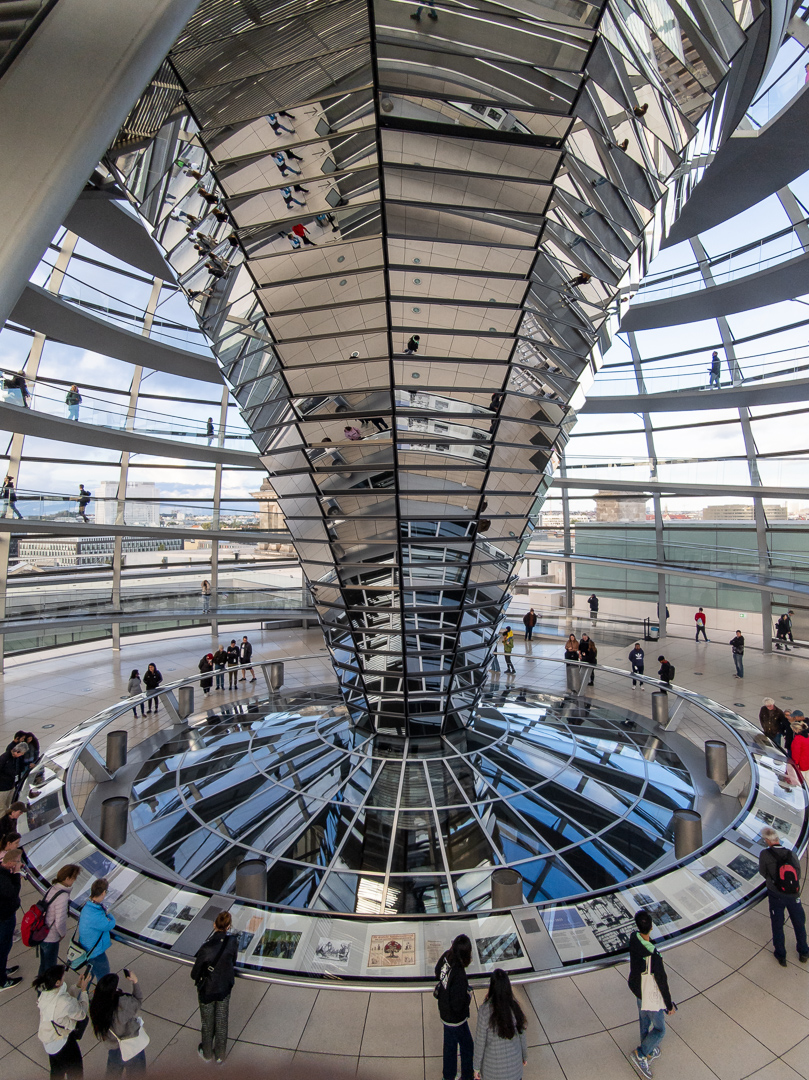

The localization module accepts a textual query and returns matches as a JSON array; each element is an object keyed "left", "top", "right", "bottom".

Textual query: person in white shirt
[{"left": 34, "top": 963, "right": 91, "bottom": 1077}]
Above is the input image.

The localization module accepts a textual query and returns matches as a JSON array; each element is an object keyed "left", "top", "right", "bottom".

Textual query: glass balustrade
[{"left": 0, "top": 377, "right": 254, "bottom": 447}]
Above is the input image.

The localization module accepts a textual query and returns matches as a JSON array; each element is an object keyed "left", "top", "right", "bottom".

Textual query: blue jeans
[
  {"left": 88, "top": 951, "right": 110, "bottom": 981},
  {"left": 106, "top": 1047, "right": 146, "bottom": 1076},
  {"left": 733, "top": 652, "right": 744, "bottom": 677},
  {"left": 637, "top": 1001, "right": 666, "bottom": 1058},
  {"left": 768, "top": 891, "right": 809, "bottom": 959},
  {"left": 0, "top": 914, "right": 15, "bottom": 982},
  {"left": 442, "top": 1021, "right": 473, "bottom": 1080},
  {"left": 38, "top": 939, "right": 60, "bottom": 976},
  {"left": 214, "top": 664, "right": 225, "bottom": 690}
]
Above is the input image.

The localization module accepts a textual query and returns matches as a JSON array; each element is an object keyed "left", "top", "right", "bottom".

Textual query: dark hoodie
[
  {"left": 627, "top": 932, "right": 673, "bottom": 1011},
  {"left": 434, "top": 951, "right": 471, "bottom": 1025}
]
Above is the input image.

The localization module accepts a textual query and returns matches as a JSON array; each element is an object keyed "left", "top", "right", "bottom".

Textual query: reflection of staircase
[{"left": 0, "top": 0, "right": 57, "bottom": 80}]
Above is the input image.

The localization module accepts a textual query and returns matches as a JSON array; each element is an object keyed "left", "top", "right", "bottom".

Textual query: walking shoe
[
  {"left": 800, "top": 954, "right": 809, "bottom": 963},
  {"left": 629, "top": 1050, "right": 652, "bottom": 1078},
  {"left": 776, "top": 955, "right": 788, "bottom": 967},
  {"left": 0, "top": 977, "right": 22, "bottom": 991},
  {"left": 648, "top": 1047, "right": 660, "bottom": 1059},
  {"left": 198, "top": 1044, "right": 210, "bottom": 1061},
  {"left": 5, "top": 966, "right": 18, "bottom": 975}
]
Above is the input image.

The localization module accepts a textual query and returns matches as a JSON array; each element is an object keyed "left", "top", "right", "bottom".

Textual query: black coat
[
  {"left": 0, "top": 864, "right": 21, "bottom": 920},
  {"left": 198, "top": 656, "right": 213, "bottom": 690},
  {"left": 239, "top": 641, "right": 252, "bottom": 663},
  {"left": 627, "top": 933, "right": 673, "bottom": 1010},
  {"left": 192, "top": 931, "right": 238, "bottom": 1003},
  {"left": 142, "top": 668, "right": 162, "bottom": 691},
  {"left": 0, "top": 750, "right": 23, "bottom": 792},
  {"left": 434, "top": 952, "right": 470, "bottom": 1024},
  {"left": 226, "top": 645, "right": 239, "bottom": 666}
]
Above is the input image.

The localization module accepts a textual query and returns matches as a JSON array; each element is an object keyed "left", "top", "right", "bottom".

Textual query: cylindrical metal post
[
  {"left": 178, "top": 685, "right": 194, "bottom": 719},
  {"left": 641, "top": 736, "right": 661, "bottom": 762},
  {"left": 100, "top": 797, "right": 128, "bottom": 849},
  {"left": 269, "top": 661, "right": 284, "bottom": 691},
  {"left": 705, "top": 740, "right": 728, "bottom": 786},
  {"left": 105, "top": 731, "right": 127, "bottom": 773},
  {"left": 235, "top": 859, "right": 267, "bottom": 902},
  {"left": 651, "top": 690, "right": 669, "bottom": 727},
  {"left": 673, "top": 809, "right": 703, "bottom": 859},
  {"left": 491, "top": 868, "right": 524, "bottom": 909}
]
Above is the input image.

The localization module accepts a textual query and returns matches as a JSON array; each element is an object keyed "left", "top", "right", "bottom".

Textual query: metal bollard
[
  {"left": 705, "top": 740, "right": 728, "bottom": 786},
  {"left": 178, "top": 685, "right": 194, "bottom": 719},
  {"left": 235, "top": 859, "right": 267, "bottom": 902},
  {"left": 100, "top": 797, "right": 128, "bottom": 849},
  {"left": 491, "top": 868, "right": 524, "bottom": 909},
  {"left": 673, "top": 809, "right": 703, "bottom": 859},
  {"left": 105, "top": 731, "right": 127, "bottom": 773},
  {"left": 651, "top": 690, "right": 669, "bottom": 727},
  {"left": 269, "top": 661, "right": 284, "bottom": 691},
  {"left": 566, "top": 664, "right": 582, "bottom": 694}
]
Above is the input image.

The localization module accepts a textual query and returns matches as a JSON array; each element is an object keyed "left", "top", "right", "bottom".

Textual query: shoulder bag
[
  {"left": 66, "top": 929, "right": 104, "bottom": 970},
  {"left": 111, "top": 1016, "right": 150, "bottom": 1062}
]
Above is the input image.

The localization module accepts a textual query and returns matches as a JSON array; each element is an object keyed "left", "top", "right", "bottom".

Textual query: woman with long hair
[
  {"left": 564, "top": 634, "right": 579, "bottom": 661},
  {"left": 34, "top": 964, "right": 91, "bottom": 1078},
  {"left": 89, "top": 970, "right": 146, "bottom": 1075},
  {"left": 39, "top": 863, "right": 81, "bottom": 975},
  {"left": 473, "top": 969, "right": 528, "bottom": 1080},
  {"left": 434, "top": 933, "right": 474, "bottom": 1080},
  {"left": 191, "top": 910, "right": 238, "bottom": 1062}
]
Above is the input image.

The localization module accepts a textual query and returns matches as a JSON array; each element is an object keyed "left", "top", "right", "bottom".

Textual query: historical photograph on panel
[
  {"left": 726, "top": 853, "right": 760, "bottom": 881},
  {"left": 367, "top": 933, "right": 416, "bottom": 968},
  {"left": 254, "top": 928, "right": 301, "bottom": 960},
  {"left": 315, "top": 938, "right": 351, "bottom": 964},
  {"left": 631, "top": 891, "right": 682, "bottom": 926},
  {"left": 577, "top": 893, "right": 636, "bottom": 953},
  {"left": 699, "top": 865, "right": 743, "bottom": 897},
  {"left": 475, "top": 932, "right": 524, "bottom": 966},
  {"left": 754, "top": 809, "right": 795, "bottom": 837}
]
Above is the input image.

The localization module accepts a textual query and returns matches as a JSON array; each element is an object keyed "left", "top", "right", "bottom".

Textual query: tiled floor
[{"left": 2, "top": 625, "right": 809, "bottom": 1079}]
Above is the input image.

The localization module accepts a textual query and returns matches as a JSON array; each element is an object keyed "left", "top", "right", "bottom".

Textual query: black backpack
[
  {"left": 772, "top": 847, "right": 800, "bottom": 895},
  {"left": 668, "top": 664, "right": 675, "bottom": 681}
]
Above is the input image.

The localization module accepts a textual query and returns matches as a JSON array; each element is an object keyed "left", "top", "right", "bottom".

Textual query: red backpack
[
  {"left": 21, "top": 888, "right": 55, "bottom": 947},
  {"left": 773, "top": 847, "right": 800, "bottom": 896}
]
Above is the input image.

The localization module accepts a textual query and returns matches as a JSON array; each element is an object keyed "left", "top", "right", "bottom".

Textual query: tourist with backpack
[
  {"left": 191, "top": 910, "right": 238, "bottom": 1063},
  {"left": 34, "top": 864, "right": 80, "bottom": 975},
  {"left": 758, "top": 826, "right": 808, "bottom": 966},
  {"left": 434, "top": 933, "right": 474, "bottom": 1080}
]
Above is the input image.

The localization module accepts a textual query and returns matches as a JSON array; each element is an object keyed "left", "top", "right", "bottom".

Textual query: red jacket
[{"left": 791, "top": 733, "right": 809, "bottom": 771}]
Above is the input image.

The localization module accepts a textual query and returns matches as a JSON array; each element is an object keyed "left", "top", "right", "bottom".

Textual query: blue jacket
[{"left": 78, "top": 900, "right": 115, "bottom": 957}]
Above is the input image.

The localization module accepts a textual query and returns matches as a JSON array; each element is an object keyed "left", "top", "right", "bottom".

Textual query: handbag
[
  {"left": 65, "top": 929, "right": 103, "bottom": 971},
  {"left": 112, "top": 1017, "right": 150, "bottom": 1062}
]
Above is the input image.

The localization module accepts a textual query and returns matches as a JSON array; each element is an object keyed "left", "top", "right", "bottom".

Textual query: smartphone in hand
[{"left": 123, "top": 968, "right": 131, "bottom": 979}]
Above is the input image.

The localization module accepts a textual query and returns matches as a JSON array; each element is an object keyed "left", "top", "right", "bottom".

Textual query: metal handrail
[{"left": 58, "top": 653, "right": 760, "bottom": 919}]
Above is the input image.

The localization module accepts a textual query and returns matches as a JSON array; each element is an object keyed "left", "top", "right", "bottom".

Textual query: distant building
[
  {"left": 17, "top": 536, "right": 182, "bottom": 566},
  {"left": 702, "top": 503, "right": 787, "bottom": 521},
  {"left": 594, "top": 491, "right": 648, "bottom": 522},
  {"left": 250, "top": 478, "right": 292, "bottom": 552},
  {"left": 95, "top": 481, "right": 160, "bottom": 527}
]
